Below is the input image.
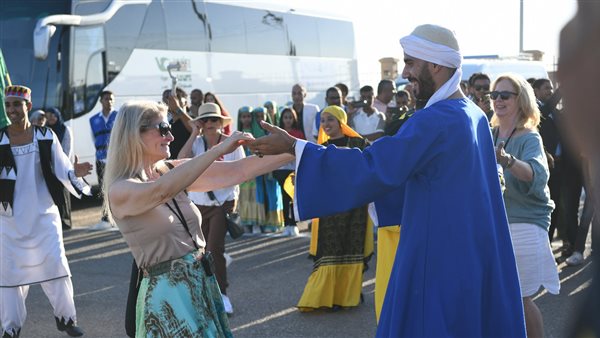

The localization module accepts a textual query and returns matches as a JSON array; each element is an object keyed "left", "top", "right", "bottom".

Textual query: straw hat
[{"left": 193, "top": 102, "right": 231, "bottom": 127}]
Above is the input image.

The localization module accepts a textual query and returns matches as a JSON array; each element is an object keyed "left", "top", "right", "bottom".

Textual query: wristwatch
[{"left": 506, "top": 154, "right": 517, "bottom": 169}]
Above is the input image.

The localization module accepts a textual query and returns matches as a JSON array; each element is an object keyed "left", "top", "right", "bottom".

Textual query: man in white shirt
[
  {"left": 374, "top": 79, "right": 397, "bottom": 120},
  {"left": 351, "top": 85, "right": 386, "bottom": 141},
  {"left": 291, "top": 84, "right": 320, "bottom": 143}
]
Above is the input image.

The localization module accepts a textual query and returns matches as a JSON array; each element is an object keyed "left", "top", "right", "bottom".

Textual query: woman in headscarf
[
  {"left": 297, "top": 105, "right": 374, "bottom": 312},
  {"left": 46, "top": 107, "right": 75, "bottom": 230},
  {"left": 46, "top": 108, "right": 73, "bottom": 161},
  {"left": 263, "top": 100, "right": 279, "bottom": 126},
  {"left": 236, "top": 106, "right": 263, "bottom": 233},
  {"left": 248, "top": 107, "right": 284, "bottom": 233}
]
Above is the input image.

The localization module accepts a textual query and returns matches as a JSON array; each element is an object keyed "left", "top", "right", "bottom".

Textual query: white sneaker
[
  {"left": 89, "top": 221, "right": 118, "bottom": 231},
  {"left": 224, "top": 253, "right": 233, "bottom": 268},
  {"left": 221, "top": 294, "right": 233, "bottom": 315},
  {"left": 566, "top": 251, "right": 584, "bottom": 266},
  {"left": 284, "top": 225, "right": 299, "bottom": 237}
]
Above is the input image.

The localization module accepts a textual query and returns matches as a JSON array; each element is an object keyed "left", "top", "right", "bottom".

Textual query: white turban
[{"left": 400, "top": 24, "right": 462, "bottom": 108}]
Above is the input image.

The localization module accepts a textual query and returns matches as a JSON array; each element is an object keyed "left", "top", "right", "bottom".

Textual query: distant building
[{"left": 379, "top": 57, "right": 399, "bottom": 81}]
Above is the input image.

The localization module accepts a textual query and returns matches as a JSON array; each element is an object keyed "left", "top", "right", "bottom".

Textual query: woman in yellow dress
[{"left": 297, "top": 105, "right": 374, "bottom": 311}]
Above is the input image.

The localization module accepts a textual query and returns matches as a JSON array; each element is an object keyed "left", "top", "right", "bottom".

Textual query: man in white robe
[{"left": 0, "top": 85, "right": 92, "bottom": 338}]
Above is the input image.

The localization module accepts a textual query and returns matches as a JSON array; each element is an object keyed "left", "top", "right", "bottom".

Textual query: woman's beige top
[{"left": 114, "top": 191, "right": 206, "bottom": 268}]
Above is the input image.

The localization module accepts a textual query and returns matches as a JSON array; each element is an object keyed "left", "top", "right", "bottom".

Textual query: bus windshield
[{"left": 1, "top": 0, "right": 71, "bottom": 117}]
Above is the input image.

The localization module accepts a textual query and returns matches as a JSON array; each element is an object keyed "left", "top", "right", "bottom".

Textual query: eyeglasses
[
  {"left": 200, "top": 117, "right": 221, "bottom": 123},
  {"left": 474, "top": 84, "right": 490, "bottom": 92},
  {"left": 490, "top": 91, "right": 518, "bottom": 101},
  {"left": 143, "top": 121, "right": 172, "bottom": 137}
]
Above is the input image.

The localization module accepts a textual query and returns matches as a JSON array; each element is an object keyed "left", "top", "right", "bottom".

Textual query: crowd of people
[{"left": 1, "top": 11, "right": 599, "bottom": 338}]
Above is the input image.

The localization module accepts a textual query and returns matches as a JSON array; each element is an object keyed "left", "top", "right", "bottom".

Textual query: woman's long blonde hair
[
  {"left": 490, "top": 73, "right": 541, "bottom": 130},
  {"left": 102, "top": 101, "right": 166, "bottom": 223}
]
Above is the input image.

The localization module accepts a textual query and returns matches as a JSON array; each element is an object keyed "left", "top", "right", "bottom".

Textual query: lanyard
[
  {"left": 493, "top": 127, "right": 517, "bottom": 149},
  {"left": 165, "top": 198, "right": 200, "bottom": 250}
]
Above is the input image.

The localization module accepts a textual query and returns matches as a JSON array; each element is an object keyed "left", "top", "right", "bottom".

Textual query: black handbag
[
  {"left": 207, "top": 190, "right": 244, "bottom": 240},
  {"left": 225, "top": 212, "right": 244, "bottom": 239}
]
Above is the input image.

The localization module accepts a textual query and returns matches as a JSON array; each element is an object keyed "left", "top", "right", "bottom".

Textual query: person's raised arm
[
  {"left": 177, "top": 120, "right": 201, "bottom": 159},
  {"left": 109, "top": 132, "right": 253, "bottom": 219},
  {"left": 168, "top": 95, "right": 193, "bottom": 133},
  {"left": 186, "top": 152, "right": 294, "bottom": 192}
]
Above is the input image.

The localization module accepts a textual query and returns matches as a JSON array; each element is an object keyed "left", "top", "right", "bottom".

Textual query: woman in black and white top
[{"left": 178, "top": 102, "right": 245, "bottom": 315}]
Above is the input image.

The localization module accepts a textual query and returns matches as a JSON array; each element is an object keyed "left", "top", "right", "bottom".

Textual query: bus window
[
  {"left": 205, "top": 3, "right": 246, "bottom": 54},
  {"left": 164, "top": 0, "right": 208, "bottom": 51},
  {"left": 71, "top": 26, "right": 105, "bottom": 115},
  {"left": 284, "top": 13, "right": 320, "bottom": 57},
  {"left": 317, "top": 18, "right": 355, "bottom": 59},
  {"left": 137, "top": 1, "right": 167, "bottom": 49},
  {"left": 244, "top": 9, "right": 287, "bottom": 55},
  {"left": 84, "top": 52, "right": 105, "bottom": 112},
  {"left": 104, "top": 5, "right": 146, "bottom": 82}
]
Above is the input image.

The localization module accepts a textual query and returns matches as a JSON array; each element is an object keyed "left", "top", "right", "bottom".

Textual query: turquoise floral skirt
[{"left": 136, "top": 251, "right": 233, "bottom": 338}]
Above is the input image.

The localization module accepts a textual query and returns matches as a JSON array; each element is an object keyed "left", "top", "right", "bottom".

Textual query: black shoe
[
  {"left": 55, "top": 317, "right": 84, "bottom": 337},
  {"left": 2, "top": 328, "right": 20, "bottom": 338},
  {"left": 560, "top": 242, "right": 574, "bottom": 257}
]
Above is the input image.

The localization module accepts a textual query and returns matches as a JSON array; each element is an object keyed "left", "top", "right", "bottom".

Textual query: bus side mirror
[{"left": 34, "top": 25, "right": 57, "bottom": 60}]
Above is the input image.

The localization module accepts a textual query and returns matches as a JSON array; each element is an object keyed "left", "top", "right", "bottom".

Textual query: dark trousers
[
  {"left": 96, "top": 160, "right": 108, "bottom": 221},
  {"left": 273, "top": 169, "right": 296, "bottom": 227},
  {"left": 57, "top": 187, "right": 72, "bottom": 230},
  {"left": 548, "top": 163, "right": 563, "bottom": 241},
  {"left": 197, "top": 200, "right": 235, "bottom": 294},
  {"left": 559, "top": 158, "right": 583, "bottom": 246},
  {"left": 574, "top": 161, "right": 597, "bottom": 253}
]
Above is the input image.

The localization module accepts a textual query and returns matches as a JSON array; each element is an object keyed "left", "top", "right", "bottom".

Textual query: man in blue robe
[{"left": 250, "top": 24, "right": 525, "bottom": 337}]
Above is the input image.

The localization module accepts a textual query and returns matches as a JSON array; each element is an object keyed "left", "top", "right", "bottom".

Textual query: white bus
[{"left": 2, "top": 0, "right": 359, "bottom": 185}]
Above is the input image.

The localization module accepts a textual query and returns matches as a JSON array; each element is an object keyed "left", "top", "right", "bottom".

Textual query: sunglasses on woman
[
  {"left": 143, "top": 121, "right": 172, "bottom": 137},
  {"left": 200, "top": 117, "right": 221, "bottom": 123},
  {"left": 490, "top": 91, "right": 518, "bottom": 101}
]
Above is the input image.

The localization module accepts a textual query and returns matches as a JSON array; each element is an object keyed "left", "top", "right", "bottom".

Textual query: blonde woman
[
  {"left": 103, "top": 100, "right": 293, "bottom": 337},
  {"left": 491, "top": 73, "right": 558, "bottom": 338}
]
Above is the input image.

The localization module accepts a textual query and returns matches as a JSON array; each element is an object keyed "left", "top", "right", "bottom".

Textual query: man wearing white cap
[
  {"left": 249, "top": 24, "right": 525, "bottom": 337},
  {"left": 1, "top": 85, "right": 92, "bottom": 337}
]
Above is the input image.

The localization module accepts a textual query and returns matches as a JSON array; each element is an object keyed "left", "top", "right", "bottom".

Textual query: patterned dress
[{"left": 297, "top": 136, "right": 374, "bottom": 311}]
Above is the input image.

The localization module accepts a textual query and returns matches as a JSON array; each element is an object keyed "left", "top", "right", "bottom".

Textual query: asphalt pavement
[{"left": 17, "top": 196, "right": 593, "bottom": 337}]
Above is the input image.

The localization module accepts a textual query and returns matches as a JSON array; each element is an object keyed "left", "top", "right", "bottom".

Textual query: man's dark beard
[{"left": 414, "top": 66, "right": 436, "bottom": 102}]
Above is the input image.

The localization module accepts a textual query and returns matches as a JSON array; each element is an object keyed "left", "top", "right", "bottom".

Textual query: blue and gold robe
[{"left": 294, "top": 98, "right": 526, "bottom": 337}]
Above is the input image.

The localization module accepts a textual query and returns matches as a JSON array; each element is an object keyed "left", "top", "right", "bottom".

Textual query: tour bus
[{"left": 2, "top": 0, "right": 359, "bottom": 185}]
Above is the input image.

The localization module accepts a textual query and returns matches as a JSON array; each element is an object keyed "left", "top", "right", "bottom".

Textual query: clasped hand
[
  {"left": 247, "top": 121, "right": 297, "bottom": 157},
  {"left": 215, "top": 131, "right": 256, "bottom": 155}
]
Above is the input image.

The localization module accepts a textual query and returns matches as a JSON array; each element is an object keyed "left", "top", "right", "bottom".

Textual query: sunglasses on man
[
  {"left": 490, "top": 91, "right": 518, "bottom": 101},
  {"left": 143, "top": 121, "right": 172, "bottom": 137},
  {"left": 474, "top": 84, "right": 490, "bottom": 92}
]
